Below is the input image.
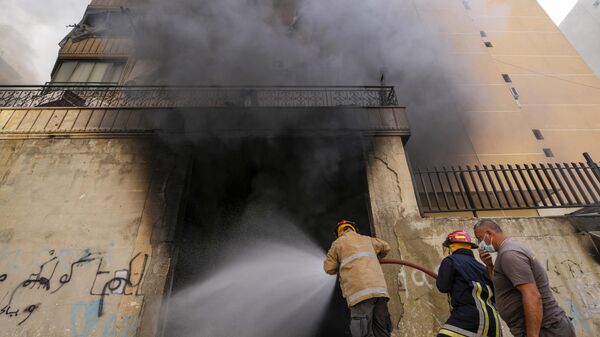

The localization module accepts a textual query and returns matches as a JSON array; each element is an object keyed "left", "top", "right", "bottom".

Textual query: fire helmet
[
  {"left": 443, "top": 230, "right": 478, "bottom": 248},
  {"left": 335, "top": 220, "right": 357, "bottom": 237}
]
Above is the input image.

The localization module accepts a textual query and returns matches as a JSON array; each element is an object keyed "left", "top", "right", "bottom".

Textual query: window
[
  {"left": 52, "top": 60, "right": 125, "bottom": 84},
  {"left": 480, "top": 31, "right": 487, "bottom": 38},
  {"left": 543, "top": 148, "right": 554, "bottom": 158},
  {"left": 502, "top": 74, "right": 512, "bottom": 83},
  {"left": 484, "top": 41, "right": 493, "bottom": 48},
  {"left": 510, "top": 87, "right": 520, "bottom": 100},
  {"left": 532, "top": 129, "right": 544, "bottom": 140}
]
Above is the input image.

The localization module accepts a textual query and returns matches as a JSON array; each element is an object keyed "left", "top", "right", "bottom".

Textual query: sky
[
  {"left": 0, "top": 0, "right": 581, "bottom": 84},
  {"left": 537, "top": 0, "right": 578, "bottom": 25},
  {"left": 0, "top": 0, "right": 89, "bottom": 83}
]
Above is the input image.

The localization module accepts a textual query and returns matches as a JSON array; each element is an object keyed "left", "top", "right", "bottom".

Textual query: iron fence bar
[
  {"left": 459, "top": 170, "right": 476, "bottom": 210},
  {"left": 584, "top": 152, "right": 600, "bottom": 182},
  {"left": 574, "top": 163, "right": 598, "bottom": 203},
  {"left": 417, "top": 168, "right": 433, "bottom": 212},
  {"left": 565, "top": 162, "right": 590, "bottom": 204},
  {"left": 454, "top": 166, "right": 471, "bottom": 209},
  {"left": 516, "top": 164, "right": 538, "bottom": 207},
  {"left": 466, "top": 165, "right": 486, "bottom": 208},
  {"left": 524, "top": 164, "right": 548, "bottom": 207},
  {"left": 548, "top": 164, "right": 572, "bottom": 205},
  {"left": 555, "top": 163, "right": 581, "bottom": 205},
  {"left": 475, "top": 165, "right": 495, "bottom": 208},
  {"left": 491, "top": 165, "right": 512, "bottom": 208},
  {"left": 499, "top": 164, "right": 521, "bottom": 207},
  {"left": 579, "top": 162, "right": 600, "bottom": 198},
  {"left": 483, "top": 165, "right": 502, "bottom": 208},
  {"left": 415, "top": 159, "right": 600, "bottom": 213},
  {"left": 539, "top": 164, "right": 565, "bottom": 206},
  {"left": 443, "top": 166, "right": 460, "bottom": 209},
  {"left": 531, "top": 164, "right": 556, "bottom": 206},
  {"left": 427, "top": 168, "right": 442, "bottom": 210},
  {"left": 435, "top": 168, "right": 451, "bottom": 210},
  {"left": 507, "top": 164, "right": 530, "bottom": 207}
]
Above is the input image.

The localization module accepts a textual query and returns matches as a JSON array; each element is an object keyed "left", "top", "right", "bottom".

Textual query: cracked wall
[{"left": 365, "top": 135, "right": 600, "bottom": 337}]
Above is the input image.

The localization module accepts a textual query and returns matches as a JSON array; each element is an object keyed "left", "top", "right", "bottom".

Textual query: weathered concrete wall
[
  {"left": 3, "top": 134, "right": 599, "bottom": 337},
  {"left": 366, "top": 136, "right": 600, "bottom": 337},
  {"left": 0, "top": 138, "right": 184, "bottom": 337}
]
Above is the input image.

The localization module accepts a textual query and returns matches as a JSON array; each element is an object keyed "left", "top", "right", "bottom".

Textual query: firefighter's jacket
[
  {"left": 436, "top": 249, "right": 501, "bottom": 337},
  {"left": 323, "top": 231, "right": 391, "bottom": 307}
]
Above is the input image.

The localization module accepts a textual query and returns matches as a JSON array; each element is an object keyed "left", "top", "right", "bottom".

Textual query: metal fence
[
  {"left": 0, "top": 85, "right": 398, "bottom": 108},
  {"left": 414, "top": 153, "right": 600, "bottom": 213}
]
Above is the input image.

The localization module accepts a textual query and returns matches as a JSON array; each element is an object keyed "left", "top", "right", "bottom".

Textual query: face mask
[{"left": 479, "top": 234, "right": 496, "bottom": 253}]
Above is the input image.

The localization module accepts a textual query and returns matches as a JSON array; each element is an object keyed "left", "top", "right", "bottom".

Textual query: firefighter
[
  {"left": 436, "top": 230, "right": 502, "bottom": 337},
  {"left": 324, "top": 220, "right": 393, "bottom": 337}
]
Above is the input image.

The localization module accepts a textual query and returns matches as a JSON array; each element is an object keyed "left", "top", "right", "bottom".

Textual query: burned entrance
[{"left": 163, "top": 135, "right": 372, "bottom": 337}]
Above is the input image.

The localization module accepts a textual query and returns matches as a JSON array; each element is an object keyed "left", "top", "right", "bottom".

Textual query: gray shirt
[{"left": 493, "top": 239, "right": 565, "bottom": 336}]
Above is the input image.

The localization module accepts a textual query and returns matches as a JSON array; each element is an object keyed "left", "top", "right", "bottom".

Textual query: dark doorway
[{"left": 164, "top": 135, "right": 372, "bottom": 337}]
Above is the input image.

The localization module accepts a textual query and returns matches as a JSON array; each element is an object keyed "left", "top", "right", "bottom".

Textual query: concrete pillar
[{"left": 365, "top": 136, "right": 448, "bottom": 337}]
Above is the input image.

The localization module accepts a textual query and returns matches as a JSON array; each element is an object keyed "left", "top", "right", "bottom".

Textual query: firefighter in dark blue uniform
[{"left": 436, "top": 230, "right": 501, "bottom": 337}]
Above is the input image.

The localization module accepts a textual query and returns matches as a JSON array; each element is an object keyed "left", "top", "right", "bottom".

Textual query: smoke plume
[{"left": 131, "top": 0, "right": 476, "bottom": 166}]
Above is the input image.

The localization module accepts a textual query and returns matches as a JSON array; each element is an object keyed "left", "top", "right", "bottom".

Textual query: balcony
[
  {"left": 0, "top": 85, "right": 398, "bottom": 109},
  {"left": 0, "top": 85, "right": 408, "bottom": 137}
]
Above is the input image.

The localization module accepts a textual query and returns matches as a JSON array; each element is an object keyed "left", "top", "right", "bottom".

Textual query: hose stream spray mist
[{"left": 164, "top": 220, "right": 337, "bottom": 337}]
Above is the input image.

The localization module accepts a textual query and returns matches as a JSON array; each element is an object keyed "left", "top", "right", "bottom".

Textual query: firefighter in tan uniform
[{"left": 324, "top": 220, "right": 393, "bottom": 337}]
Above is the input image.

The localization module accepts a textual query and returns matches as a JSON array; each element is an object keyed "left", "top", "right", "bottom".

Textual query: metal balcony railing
[
  {"left": 414, "top": 153, "right": 600, "bottom": 214},
  {"left": 0, "top": 85, "right": 398, "bottom": 108}
]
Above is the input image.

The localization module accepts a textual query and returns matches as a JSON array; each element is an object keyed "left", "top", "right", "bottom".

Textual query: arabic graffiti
[
  {"left": 0, "top": 303, "right": 39, "bottom": 326},
  {"left": 0, "top": 249, "right": 148, "bottom": 328},
  {"left": 89, "top": 252, "right": 148, "bottom": 317}
]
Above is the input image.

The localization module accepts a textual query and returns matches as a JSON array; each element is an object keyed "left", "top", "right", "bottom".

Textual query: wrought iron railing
[
  {"left": 414, "top": 153, "right": 600, "bottom": 213},
  {"left": 0, "top": 85, "right": 398, "bottom": 108}
]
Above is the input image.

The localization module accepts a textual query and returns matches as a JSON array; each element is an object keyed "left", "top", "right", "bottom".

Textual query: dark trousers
[
  {"left": 349, "top": 297, "right": 392, "bottom": 337},
  {"left": 540, "top": 315, "right": 576, "bottom": 337},
  {"left": 513, "top": 314, "right": 576, "bottom": 337}
]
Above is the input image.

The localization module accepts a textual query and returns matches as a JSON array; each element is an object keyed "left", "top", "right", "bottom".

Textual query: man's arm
[
  {"left": 478, "top": 249, "right": 494, "bottom": 279},
  {"left": 501, "top": 250, "right": 541, "bottom": 337},
  {"left": 323, "top": 244, "right": 339, "bottom": 275},
  {"left": 372, "top": 238, "right": 391, "bottom": 259},
  {"left": 517, "top": 283, "right": 543, "bottom": 337}
]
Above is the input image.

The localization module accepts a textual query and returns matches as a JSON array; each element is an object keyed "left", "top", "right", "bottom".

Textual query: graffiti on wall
[
  {"left": 557, "top": 259, "right": 600, "bottom": 318},
  {"left": 71, "top": 299, "right": 139, "bottom": 337},
  {"left": 0, "top": 249, "right": 148, "bottom": 329},
  {"left": 397, "top": 267, "right": 434, "bottom": 298}
]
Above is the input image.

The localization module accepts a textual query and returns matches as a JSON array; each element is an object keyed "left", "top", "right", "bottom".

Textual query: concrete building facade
[
  {"left": 560, "top": 0, "right": 600, "bottom": 79},
  {"left": 1, "top": 1, "right": 600, "bottom": 337},
  {"left": 401, "top": 0, "right": 600, "bottom": 167}
]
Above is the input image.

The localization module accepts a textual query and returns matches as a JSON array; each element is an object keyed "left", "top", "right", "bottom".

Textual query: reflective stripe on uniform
[
  {"left": 340, "top": 252, "right": 378, "bottom": 268},
  {"left": 478, "top": 283, "right": 490, "bottom": 336},
  {"left": 441, "top": 324, "right": 477, "bottom": 337},
  {"left": 486, "top": 285, "right": 501, "bottom": 337},
  {"left": 472, "top": 281, "right": 502, "bottom": 337},
  {"left": 472, "top": 281, "right": 486, "bottom": 335},
  {"left": 438, "top": 328, "right": 468, "bottom": 337},
  {"left": 347, "top": 287, "right": 389, "bottom": 304}
]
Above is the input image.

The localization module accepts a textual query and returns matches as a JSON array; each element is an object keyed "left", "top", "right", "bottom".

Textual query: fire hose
[{"left": 380, "top": 258, "right": 437, "bottom": 279}]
